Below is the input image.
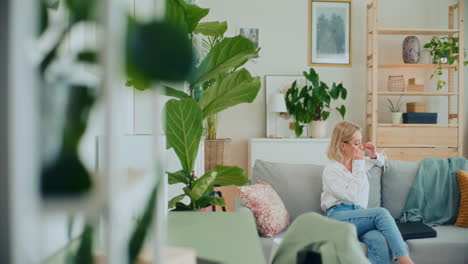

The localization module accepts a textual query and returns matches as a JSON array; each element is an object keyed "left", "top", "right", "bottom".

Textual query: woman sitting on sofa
[{"left": 321, "top": 121, "right": 414, "bottom": 264}]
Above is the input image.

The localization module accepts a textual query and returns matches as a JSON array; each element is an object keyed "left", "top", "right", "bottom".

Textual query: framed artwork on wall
[
  {"left": 240, "top": 28, "right": 259, "bottom": 57},
  {"left": 239, "top": 28, "right": 259, "bottom": 49},
  {"left": 308, "top": 0, "right": 352, "bottom": 67}
]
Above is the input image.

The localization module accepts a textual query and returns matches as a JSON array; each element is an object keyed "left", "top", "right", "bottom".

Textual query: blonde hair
[{"left": 327, "top": 121, "right": 361, "bottom": 163}]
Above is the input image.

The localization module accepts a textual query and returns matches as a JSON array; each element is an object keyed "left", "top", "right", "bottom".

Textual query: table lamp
[{"left": 269, "top": 93, "right": 287, "bottom": 138}]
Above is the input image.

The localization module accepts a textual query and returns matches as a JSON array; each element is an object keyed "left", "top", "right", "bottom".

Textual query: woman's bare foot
[{"left": 397, "top": 255, "right": 414, "bottom": 264}]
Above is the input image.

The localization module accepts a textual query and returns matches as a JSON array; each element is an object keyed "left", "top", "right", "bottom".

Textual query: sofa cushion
[
  {"left": 367, "top": 167, "right": 382, "bottom": 208},
  {"left": 406, "top": 225, "right": 468, "bottom": 264},
  {"left": 239, "top": 181, "right": 290, "bottom": 237},
  {"left": 381, "top": 160, "right": 419, "bottom": 219},
  {"left": 455, "top": 170, "right": 468, "bottom": 227},
  {"left": 252, "top": 160, "right": 324, "bottom": 222},
  {"left": 252, "top": 160, "right": 383, "bottom": 222}
]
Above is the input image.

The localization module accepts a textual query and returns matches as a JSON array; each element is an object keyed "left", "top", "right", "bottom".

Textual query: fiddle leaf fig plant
[
  {"left": 424, "top": 36, "right": 468, "bottom": 90},
  {"left": 165, "top": 98, "right": 249, "bottom": 211},
  {"left": 159, "top": 0, "right": 259, "bottom": 211},
  {"left": 126, "top": 0, "right": 259, "bottom": 258},
  {"left": 285, "top": 68, "right": 347, "bottom": 137}
]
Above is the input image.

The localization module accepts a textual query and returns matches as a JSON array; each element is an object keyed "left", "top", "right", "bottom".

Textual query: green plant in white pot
[
  {"left": 387, "top": 97, "right": 403, "bottom": 124},
  {"left": 285, "top": 68, "right": 347, "bottom": 138}
]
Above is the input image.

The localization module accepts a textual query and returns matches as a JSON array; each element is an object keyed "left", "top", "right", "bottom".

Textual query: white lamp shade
[{"left": 270, "top": 93, "right": 287, "bottom": 113}]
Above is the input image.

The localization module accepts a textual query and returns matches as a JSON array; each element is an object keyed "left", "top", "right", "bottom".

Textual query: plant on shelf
[
  {"left": 423, "top": 36, "right": 468, "bottom": 90},
  {"left": 387, "top": 96, "right": 403, "bottom": 125},
  {"left": 386, "top": 97, "right": 402, "bottom": 113},
  {"left": 285, "top": 68, "right": 347, "bottom": 137}
]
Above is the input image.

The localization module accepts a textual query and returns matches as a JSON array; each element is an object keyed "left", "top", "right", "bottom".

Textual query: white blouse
[{"left": 320, "top": 153, "right": 385, "bottom": 212}]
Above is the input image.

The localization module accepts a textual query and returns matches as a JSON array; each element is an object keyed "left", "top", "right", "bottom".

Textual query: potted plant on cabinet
[
  {"left": 285, "top": 68, "right": 347, "bottom": 138},
  {"left": 387, "top": 97, "right": 403, "bottom": 124},
  {"left": 423, "top": 36, "right": 468, "bottom": 90}
]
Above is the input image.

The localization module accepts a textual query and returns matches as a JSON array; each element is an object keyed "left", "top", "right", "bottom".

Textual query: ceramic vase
[
  {"left": 308, "top": 120, "right": 327, "bottom": 138},
  {"left": 402, "top": 36, "right": 420, "bottom": 63}
]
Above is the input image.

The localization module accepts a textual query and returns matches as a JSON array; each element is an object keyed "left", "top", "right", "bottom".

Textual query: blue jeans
[{"left": 326, "top": 204, "right": 408, "bottom": 264}]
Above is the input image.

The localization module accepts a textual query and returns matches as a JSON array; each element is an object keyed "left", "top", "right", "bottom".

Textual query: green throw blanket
[
  {"left": 272, "top": 212, "right": 370, "bottom": 264},
  {"left": 398, "top": 157, "right": 468, "bottom": 226}
]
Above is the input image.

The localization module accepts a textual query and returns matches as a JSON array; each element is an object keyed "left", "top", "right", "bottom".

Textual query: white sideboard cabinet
[{"left": 248, "top": 138, "right": 331, "bottom": 176}]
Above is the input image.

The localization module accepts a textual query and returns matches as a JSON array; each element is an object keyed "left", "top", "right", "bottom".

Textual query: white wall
[{"left": 195, "top": 0, "right": 468, "bottom": 170}]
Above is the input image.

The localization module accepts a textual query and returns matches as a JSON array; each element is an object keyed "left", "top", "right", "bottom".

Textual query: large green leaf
[
  {"left": 198, "top": 68, "right": 261, "bottom": 118},
  {"left": 338, "top": 83, "right": 347, "bottom": 100},
  {"left": 77, "top": 50, "right": 97, "bottom": 64},
  {"left": 73, "top": 223, "right": 93, "bottom": 264},
  {"left": 165, "top": 0, "right": 209, "bottom": 34},
  {"left": 168, "top": 170, "right": 189, "bottom": 185},
  {"left": 304, "top": 68, "right": 319, "bottom": 88},
  {"left": 191, "top": 36, "right": 258, "bottom": 88},
  {"left": 212, "top": 165, "right": 249, "bottom": 186},
  {"left": 194, "top": 21, "right": 228, "bottom": 37},
  {"left": 128, "top": 181, "right": 159, "bottom": 264},
  {"left": 164, "top": 86, "right": 190, "bottom": 99},
  {"left": 330, "top": 83, "right": 339, "bottom": 99},
  {"left": 168, "top": 194, "right": 186, "bottom": 208},
  {"left": 336, "top": 105, "right": 346, "bottom": 119},
  {"left": 126, "top": 19, "right": 194, "bottom": 86},
  {"left": 294, "top": 121, "right": 304, "bottom": 137},
  {"left": 65, "top": 0, "right": 98, "bottom": 22},
  {"left": 189, "top": 171, "right": 217, "bottom": 201},
  {"left": 165, "top": 98, "right": 203, "bottom": 172},
  {"left": 197, "top": 196, "right": 225, "bottom": 208}
]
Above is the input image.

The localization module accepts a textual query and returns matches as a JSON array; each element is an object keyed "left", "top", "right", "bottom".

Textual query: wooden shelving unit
[
  {"left": 377, "top": 64, "right": 458, "bottom": 69},
  {"left": 366, "top": 0, "right": 464, "bottom": 162},
  {"left": 378, "top": 28, "right": 459, "bottom": 35},
  {"left": 376, "top": 92, "right": 459, "bottom": 96}
]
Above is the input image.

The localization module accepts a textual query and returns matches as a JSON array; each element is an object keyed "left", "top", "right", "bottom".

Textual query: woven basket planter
[{"left": 204, "top": 138, "right": 231, "bottom": 172}]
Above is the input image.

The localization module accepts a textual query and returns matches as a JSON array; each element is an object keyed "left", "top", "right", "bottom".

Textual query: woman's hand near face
[
  {"left": 353, "top": 146, "right": 364, "bottom": 160},
  {"left": 363, "top": 142, "right": 377, "bottom": 159}
]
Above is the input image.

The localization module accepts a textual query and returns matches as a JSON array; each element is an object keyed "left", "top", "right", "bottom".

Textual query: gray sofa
[{"left": 237, "top": 159, "right": 468, "bottom": 264}]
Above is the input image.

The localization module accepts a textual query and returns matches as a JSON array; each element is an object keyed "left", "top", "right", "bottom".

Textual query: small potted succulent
[{"left": 387, "top": 97, "right": 403, "bottom": 124}]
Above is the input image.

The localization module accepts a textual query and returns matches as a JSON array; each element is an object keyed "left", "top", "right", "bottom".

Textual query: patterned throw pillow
[
  {"left": 239, "top": 180, "right": 290, "bottom": 237},
  {"left": 455, "top": 170, "right": 468, "bottom": 227}
]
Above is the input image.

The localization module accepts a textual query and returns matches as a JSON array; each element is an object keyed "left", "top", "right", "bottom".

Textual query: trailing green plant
[
  {"left": 285, "top": 68, "right": 347, "bottom": 137},
  {"left": 386, "top": 97, "right": 402, "bottom": 113},
  {"left": 424, "top": 36, "right": 468, "bottom": 90}
]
